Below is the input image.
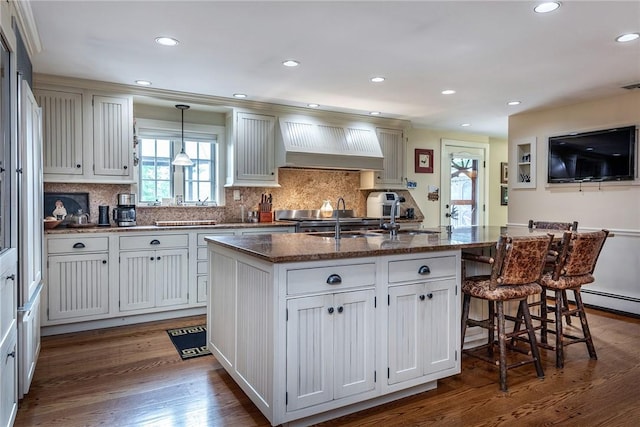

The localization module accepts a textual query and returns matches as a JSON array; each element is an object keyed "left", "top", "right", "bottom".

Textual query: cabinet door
[
  {"left": 119, "top": 250, "right": 155, "bottom": 311},
  {"left": 286, "top": 294, "right": 333, "bottom": 411},
  {"left": 0, "top": 330, "right": 17, "bottom": 427},
  {"left": 333, "top": 289, "right": 375, "bottom": 399},
  {"left": 47, "top": 253, "right": 109, "bottom": 320},
  {"left": 35, "top": 89, "right": 84, "bottom": 175},
  {"left": 93, "top": 94, "right": 132, "bottom": 177},
  {"left": 422, "top": 279, "right": 457, "bottom": 376},
  {"left": 235, "top": 112, "right": 276, "bottom": 183},
  {"left": 155, "top": 249, "right": 189, "bottom": 307},
  {"left": 388, "top": 283, "right": 422, "bottom": 385},
  {"left": 375, "top": 128, "right": 405, "bottom": 187}
]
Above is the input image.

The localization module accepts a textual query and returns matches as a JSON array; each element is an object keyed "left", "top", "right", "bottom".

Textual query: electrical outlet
[{"left": 233, "top": 190, "right": 241, "bottom": 201}]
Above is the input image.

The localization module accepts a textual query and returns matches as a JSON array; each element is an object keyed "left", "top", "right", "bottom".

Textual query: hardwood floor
[{"left": 14, "top": 308, "right": 640, "bottom": 427}]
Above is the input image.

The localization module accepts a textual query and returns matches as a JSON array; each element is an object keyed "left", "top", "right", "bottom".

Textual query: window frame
[{"left": 134, "top": 118, "right": 226, "bottom": 206}]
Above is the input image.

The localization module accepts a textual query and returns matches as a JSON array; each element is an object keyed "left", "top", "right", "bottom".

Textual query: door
[
  {"left": 119, "top": 251, "right": 155, "bottom": 311},
  {"left": 440, "top": 140, "right": 488, "bottom": 227},
  {"left": 156, "top": 248, "right": 189, "bottom": 307},
  {"left": 422, "top": 279, "right": 457, "bottom": 375},
  {"left": 388, "top": 283, "right": 422, "bottom": 384},
  {"left": 93, "top": 94, "right": 132, "bottom": 177}
]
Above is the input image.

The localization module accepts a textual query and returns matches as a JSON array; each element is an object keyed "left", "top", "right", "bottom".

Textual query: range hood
[{"left": 276, "top": 114, "right": 383, "bottom": 170}]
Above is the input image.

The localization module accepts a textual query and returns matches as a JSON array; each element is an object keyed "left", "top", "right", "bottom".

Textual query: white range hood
[{"left": 276, "top": 114, "right": 383, "bottom": 170}]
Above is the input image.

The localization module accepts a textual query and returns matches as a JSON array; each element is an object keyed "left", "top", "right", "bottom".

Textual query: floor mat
[{"left": 166, "top": 325, "right": 212, "bottom": 360}]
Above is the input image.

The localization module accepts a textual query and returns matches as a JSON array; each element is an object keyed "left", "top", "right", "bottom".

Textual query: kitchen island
[{"left": 205, "top": 226, "right": 548, "bottom": 426}]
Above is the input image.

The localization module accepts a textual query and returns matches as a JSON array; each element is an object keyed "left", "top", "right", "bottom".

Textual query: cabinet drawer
[
  {"left": 388, "top": 255, "right": 456, "bottom": 283},
  {"left": 197, "top": 247, "right": 208, "bottom": 261},
  {"left": 120, "top": 234, "right": 188, "bottom": 250},
  {"left": 198, "top": 231, "right": 235, "bottom": 246},
  {"left": 48, "top": 237, "right": 109, "bottom": 254},
  {"left": 197, "top": 260, "right": 208, "bottom": 275},
  {"left": 287, "top": 263, "right": 375, "bottom": 295}
]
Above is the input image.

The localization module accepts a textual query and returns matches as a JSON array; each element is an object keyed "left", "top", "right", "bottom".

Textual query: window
[{"left": 135, "top": 118, "right": 224, "bottom": 205}]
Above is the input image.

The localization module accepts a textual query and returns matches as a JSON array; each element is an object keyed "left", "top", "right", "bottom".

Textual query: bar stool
[
  {"left": 461, "top": 233, "right": 554, "bottom": 391},
  {"left": 538, "top": 229, "right": 609, "bottom": 368}
]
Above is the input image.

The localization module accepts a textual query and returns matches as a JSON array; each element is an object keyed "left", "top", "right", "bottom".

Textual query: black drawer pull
[
  {"left": 326, "top": 274, "right": 342, "bottom": 285},
  {"left": 6, "top": 274, "right": 15, "bottom": 281},
  {"left": 150, "top": 239, "right": 160, "bottom": 245},
  {"left": 418, "top": 265, "right": 431, "bottom": 275},
  {"left": 73, "top": 243, "right": 86, "bottom": 249}
]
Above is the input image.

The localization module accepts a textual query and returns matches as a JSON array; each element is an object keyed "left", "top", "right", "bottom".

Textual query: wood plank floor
[{"left": 14, "top": 308, "right": 640, "bottom": 427}]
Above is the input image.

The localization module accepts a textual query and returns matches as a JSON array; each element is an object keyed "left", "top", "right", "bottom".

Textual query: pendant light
[{"left": 172, "top": 104, "right": 193, "bottom": 166}]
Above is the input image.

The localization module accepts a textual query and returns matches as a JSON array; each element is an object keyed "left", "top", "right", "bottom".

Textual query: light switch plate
[{"left": 233, "top": 190, "right": 241, "bottom": 201}]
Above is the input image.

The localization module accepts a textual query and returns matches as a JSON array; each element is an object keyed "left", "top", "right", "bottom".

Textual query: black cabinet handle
[
  {"left": 73, "top": 242, "right": 86, "bottom": 249},
  {"left": 426, "top": 293, "right": 433, "bottom": 299},
  {"left": 102, "top": 260, "right": 107, "bottom": 264},
  {"left": 123, "top": 165, "right": 128, "bottom": 170},
  {"left": 6, "top": 274, "right": 15, "bottom": 281},
  {"left": 337, "top": 306, "right": 343, "bottom": 313},
  {"left": 156, "top": 256, "right": 161, "bottom": 261},
  {"left": 326, "top": 274, "right": 342, "bottom": 285},
  {"left": 76, "top": 164, "right": 81, "bottom": 168},
  {"left": 328, "top": 307, "right": 334, "bottom": 314},
  {"left": 150, "top": 239, "right": 160, "bottom": 245},
  {"left": 418, "top": 265, "right": 431, "bottom": 275},
  {"left": 419, "top": 294, "right": 425, "bottom": 301},
  {"left": 150, "top": 257, "right": 155, "bottom": 261},
  {"left": 7, "top": 351, "right": 15, "bottom": 360}
]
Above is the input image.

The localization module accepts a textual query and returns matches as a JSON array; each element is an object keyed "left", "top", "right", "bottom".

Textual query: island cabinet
[
  {"left": 118, "top": 234, "right": 189, "bottom": 312},
  {"left": 0, "top": 249, "right": 18, "bottom": 427},
  {"left": 386, "top": 254, "right": 458, "bottom": 387},
  {"left": 206, "top": 242, "right": 461, "bottom": 427}
]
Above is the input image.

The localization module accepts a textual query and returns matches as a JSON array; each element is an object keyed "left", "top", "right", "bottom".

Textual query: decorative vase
[{"left": 320, "top": 200, "right": 333, "bottom": 218}]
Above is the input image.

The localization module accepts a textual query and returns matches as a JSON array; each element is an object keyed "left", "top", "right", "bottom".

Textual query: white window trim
[{"left": 134, "top": 118, "right": 226, "bottom": 206}]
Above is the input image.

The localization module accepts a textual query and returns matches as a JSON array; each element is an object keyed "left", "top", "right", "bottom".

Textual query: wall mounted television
[{"left": 547, "top": 125, "right": 637, "bottom": 183}]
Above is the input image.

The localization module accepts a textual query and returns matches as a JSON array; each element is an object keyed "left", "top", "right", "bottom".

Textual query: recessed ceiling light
[
  {"left": 370, "top": 77, "right": 385, "bottom": 83},
  {"left": 461, "top": 123, "right": 471, "bottom": 127},
  {"left": 155, "top": 36, "right": 179, "bottom": 46},
  {"left": 369, "top": 111, "right": 381, "bottom": 116},
  {"left": 616, "top": 33, "right": 640, "bottom": 43},
  {"left": 507, "top": 100, "right": 521, "bottom": 106},
  {"left": 307, "top": 103, "right": 320, "bottom": 108},
  {"left": 441, "top": 89, "right": 456, "bottom": 95},
  {"left": 534, "top": 2, "right": 561, "bottom": 13},
  {"left": 135, "top": 80, "right": 152, "bottom": 86},
  {"left": 233, "top": 93, "right": 247, "bottom": 98},
  {"left": 282, "top": 60, "right": 300, "bottom": 67}
]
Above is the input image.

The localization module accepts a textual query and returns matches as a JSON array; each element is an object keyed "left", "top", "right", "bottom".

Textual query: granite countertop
[
  {"left": 44, "top": 221, "right": 297, "bottom": 234},
  {"left": 205, "top": 226, "right": 562, "bottom": 263}
]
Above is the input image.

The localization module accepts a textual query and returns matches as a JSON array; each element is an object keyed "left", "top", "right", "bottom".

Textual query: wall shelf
[{"left": 512, "top": 137, "right": 536, "bottom": 189}]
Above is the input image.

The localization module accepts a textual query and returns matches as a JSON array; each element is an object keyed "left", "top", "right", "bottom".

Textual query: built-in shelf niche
[{"left": 511, "top": 137, "right": 536, "bottom": 189}]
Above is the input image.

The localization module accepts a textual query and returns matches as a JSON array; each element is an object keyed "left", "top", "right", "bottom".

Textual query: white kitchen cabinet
[
  {"left": 386, "top": 254, "right": 458, "bottom": 386},
  {"left": 226, "top": 111, "right": 278, "bottom": 187},
  {"left": 0, "top": 249, "right": 17, "bottom": 427},
  {"left": 119, "top": 234, "right": 188, "bottom": 312},
  {"left": 34, "top": 85, "right": 133, "bottom": 183},
  {"left": 360, "top": 127, "right": 406, "bottom": 189},
  {"left": 286, "top": 289, "right": 375, "bottom": 411}
]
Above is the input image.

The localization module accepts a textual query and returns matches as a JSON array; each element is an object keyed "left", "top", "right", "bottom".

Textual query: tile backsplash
[{"left": 44, "top": 168, "right": 422, "bottom": 225}]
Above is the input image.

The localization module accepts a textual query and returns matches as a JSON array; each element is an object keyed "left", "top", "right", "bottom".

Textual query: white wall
[
  {"left": 406, "top": 128, "right": 508, "bottom": 227},
  {"left": 508, "top": 91, "right": 640, "bottom": 314}
]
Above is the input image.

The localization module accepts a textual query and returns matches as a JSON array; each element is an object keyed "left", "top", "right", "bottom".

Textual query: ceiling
[{"left": 27, "top": 1, "right": 640, "bottom": 138}]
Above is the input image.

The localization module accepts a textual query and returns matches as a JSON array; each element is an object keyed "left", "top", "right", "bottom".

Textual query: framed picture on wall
[
  {"left": 500, "top": 162, "right": 508, "bottom": 184},
  {"left": 500, "top": 185, "right": 508, "bottom": 206},
  {"left": 415, "top": 149, "right": 434, "bottom": 173}
]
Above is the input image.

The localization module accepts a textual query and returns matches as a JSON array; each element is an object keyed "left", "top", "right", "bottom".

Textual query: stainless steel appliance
[
  {"left": 113, "top": 193, "right": 136, "bottom": 227},
  {"left": 275, "top": 210, "right": 382, "bottom": 233},
  {"left": 366, "top": 192, "right": 400, "bottom": 218}
]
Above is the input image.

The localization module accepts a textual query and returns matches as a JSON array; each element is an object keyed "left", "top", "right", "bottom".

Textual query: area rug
[{"left": 166, "top": 325, "right": 212, "bottom": 360}]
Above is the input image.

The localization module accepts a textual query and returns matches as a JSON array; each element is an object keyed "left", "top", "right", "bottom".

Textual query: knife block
[{"left": 259, "top": 211, "right": 273, "bottom": 223}]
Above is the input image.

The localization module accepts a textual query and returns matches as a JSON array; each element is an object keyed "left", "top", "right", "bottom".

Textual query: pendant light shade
[{"left": 172, "top": 104, "right": 193, "bottom": 166}]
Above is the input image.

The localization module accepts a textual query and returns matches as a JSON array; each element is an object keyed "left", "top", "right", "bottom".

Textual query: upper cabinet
[
  {"left": 226, "top": 110, "right": 278, "bottom": 187},
  {"left": 511, "top": 137, "right": 536, "bottom": 189},
  {"left": 360, "top": 127, "right": 406, "bottom": 189},
  {"left": 35, "top": 85, "right": 133, "bottom": 183}
]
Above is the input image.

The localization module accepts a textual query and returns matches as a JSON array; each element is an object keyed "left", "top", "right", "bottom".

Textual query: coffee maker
[{"left": 113, "top": 193, "right": 136, "bottom": 227}]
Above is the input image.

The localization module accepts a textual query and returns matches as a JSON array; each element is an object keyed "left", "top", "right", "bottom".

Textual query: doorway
[{"left": 440, "top": 140, "right": 489, "bottom": 227}]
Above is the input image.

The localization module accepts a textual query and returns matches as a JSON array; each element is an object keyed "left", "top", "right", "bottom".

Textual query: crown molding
[{"left": 12, "top": 0, "right": 42, "bottom": 57}]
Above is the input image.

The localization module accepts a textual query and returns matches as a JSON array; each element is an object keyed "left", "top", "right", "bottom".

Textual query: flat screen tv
[{"left": 547, "top": 126, "right": 637, "bottom": 183}]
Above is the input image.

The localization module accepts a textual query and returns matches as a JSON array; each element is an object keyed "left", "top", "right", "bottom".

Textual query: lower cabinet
[
  {"left": 388, "top": 279, "right": 457, "bottom": 384},
  {"left": 286, "top": 289, "right": 375, "bottom": 411},
  {"left": 0, "top": 329, "right": 17, "bottom": 427}
]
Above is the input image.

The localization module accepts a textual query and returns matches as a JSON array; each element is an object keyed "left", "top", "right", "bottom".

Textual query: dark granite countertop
[
  {"left": 205, "top": 226, "right": 561, "bottom": 263},
  {"left": 44, "top": 221, "right": 297, "bottom": 234}
]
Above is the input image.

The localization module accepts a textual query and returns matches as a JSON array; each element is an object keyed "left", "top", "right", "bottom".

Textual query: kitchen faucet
[
  {"left": 334, "top": 197, "right": 346, "bottom": 240},
  {"left": 382, "top": 198, "right": 401, "bottom": 237},
  {"left": 196, "top": 197, "right": 209, "bottom": 206}
]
